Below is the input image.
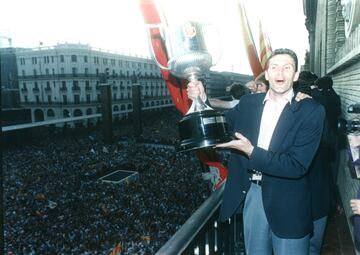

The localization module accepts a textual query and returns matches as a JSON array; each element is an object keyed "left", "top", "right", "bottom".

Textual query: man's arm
[{"left": 209, "top": 98, "right": 239, "bottom": 109}]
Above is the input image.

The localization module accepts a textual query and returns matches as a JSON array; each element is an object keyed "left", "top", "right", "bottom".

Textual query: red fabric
[
  {"left": 138, "top": 0, "right": 228, "bottom": 189},
  {"left": 237, "top": 0, "right": 263, "bottom": 77},
  {"left": 259, "top": 21, "right": 272, "bottom": 69}
]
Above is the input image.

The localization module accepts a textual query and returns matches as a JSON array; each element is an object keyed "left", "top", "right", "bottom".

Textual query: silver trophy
[{"left": 149, "top": 21, "right": 230, "bottom": 151}]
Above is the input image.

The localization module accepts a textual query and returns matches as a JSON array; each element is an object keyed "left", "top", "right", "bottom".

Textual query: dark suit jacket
[
  {"left": 309, "top": 89, "right": 337, "bottom": 220},
  {"left": 219, "top": 92, "right": 325, "bottom": 239}
]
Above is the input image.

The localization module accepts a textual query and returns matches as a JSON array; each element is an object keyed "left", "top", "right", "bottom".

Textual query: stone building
[
  {"left": 13, "top": 43, "right": 249, "bottom": 127},
  {"left": 304, "top": 0, "right": 360, "bottom": 251}
]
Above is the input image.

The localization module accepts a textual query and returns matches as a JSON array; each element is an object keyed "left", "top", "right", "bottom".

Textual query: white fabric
[{"left": 257, "top": 89, "right": 294, "bottom": 150}]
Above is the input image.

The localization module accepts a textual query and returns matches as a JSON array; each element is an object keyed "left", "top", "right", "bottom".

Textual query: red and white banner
[{"left": 259, "top": 20, "right": 272, "bottom": 70}]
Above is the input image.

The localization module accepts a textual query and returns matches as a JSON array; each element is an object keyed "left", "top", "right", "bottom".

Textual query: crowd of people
[{"left": 3, "top": 108, "right": 211, "bottom": 254}]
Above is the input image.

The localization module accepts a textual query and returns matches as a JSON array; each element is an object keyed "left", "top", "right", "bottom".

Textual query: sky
[{"left": 0, "top": 0, "right": 308, "bottom": 75}]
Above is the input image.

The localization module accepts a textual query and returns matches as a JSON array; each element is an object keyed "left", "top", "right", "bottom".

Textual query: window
[
  {"left": 33, "top": 69, "right": 37, "bottom": 76},
  {"left": 71, "top": 55, "right": 77, "bottom": 62},
  {"left": 84, "top": 56, "right": 88, "bottom": 63},
  {"left": 48, "top": 95, "right": 52, "bottom": 104},
  {"left": 51, "top": 56, "right": 54, "bottom": 63},
  {"left": 45, "top": 68, "right": 49, "bottom": 75},
  {"left": 32, "top": 57, "right": 37, "bottom": 64},
  {"left": 74, "top": 94, "right": 80, "bottom": 104},
  {"left": 72, "top": 67, "right": 77, "bottom": 76},
  {"left": 86, "top": 94, "right": 91, "bottom": 103},
  {"left": 61, "top": 68, "right": 65, "bottom": 75},
  {"left": 85, "top": 68, "right": 89, "bottom": 76},
  {"left": 20, "top": 58, "right": 25, "bottom": 65},
  {"left": 34, "top": 82, "right": 39, "bottom": 89},
  {"left": 36, "top": 95, "right": 40, "bottom": 103},
  {"left": 52, "top": 68, "right": 55, "bottom": 75},
  {"left": 103, "top": 58, "right": 108, "bottom": 65},
  {"left": 22, "top": 70, "right": 25, "bottom": 76},
  {"left": 60, "top": 55, "right": 64, "bottom": 62},
  {"left": 113, "top": 93, "right": 117, "bottom": 100},
  {"left": 47, "top": 109, "right": 55, "bottom": 117},
  {"left": 63, "top": 95, "right": 68, "bottom": 104},
  {"left": 63, "top": 109, "right": 70, "bottom": 117},
  {"left": 24, "top": 95, "right": 28, "bottom": 103}
]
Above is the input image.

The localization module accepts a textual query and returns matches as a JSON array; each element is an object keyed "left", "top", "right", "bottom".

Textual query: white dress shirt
[{"left": 257, "top": 89, "right": 294, "bottom": 150}]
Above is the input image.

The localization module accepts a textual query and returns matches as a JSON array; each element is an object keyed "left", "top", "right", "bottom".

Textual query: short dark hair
[
  {"left": 315, "top": 76, "right": 333, "bottom": 90},
  {"left": 229, "top": 83, "right": 250, "bottom": 100},
  {"left": 266, "top": 48, "right": 298, "bottom": 71},
  {"left": 255, "top": 72, "right": 269, "bottom": 88}
]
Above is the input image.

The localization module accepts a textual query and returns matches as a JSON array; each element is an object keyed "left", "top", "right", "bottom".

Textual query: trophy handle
[
  {"left": 146, "top": 24, "right": 170, "bottom": 71},
  {"left": 203, "top": 23, "right": 222, "bottom": 67}
]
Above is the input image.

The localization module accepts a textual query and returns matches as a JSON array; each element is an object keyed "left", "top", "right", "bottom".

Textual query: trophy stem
[{"left": 186, "top": 74, "right": 213, "bottom": 115}]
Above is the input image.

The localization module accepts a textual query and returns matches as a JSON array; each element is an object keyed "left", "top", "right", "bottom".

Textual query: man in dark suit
[{"left": 187, "top": 48, "right": 325, "bottom": 254}]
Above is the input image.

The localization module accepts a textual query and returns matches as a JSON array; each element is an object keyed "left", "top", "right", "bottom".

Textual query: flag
[
  {"left": 236, "top": 0, "right": 263, "bottom": 77},
  {"left": 34, "top": 193, "right": 46, "bottom": 200},
  {"left": 141, "top": 235, "right": 151, "bottom": 243},
  {"left": 109, "top": 243, "right": 122, "bottom": 255},
  {"left": 259, "top": 20, "right": 272, "bottom": 69}
]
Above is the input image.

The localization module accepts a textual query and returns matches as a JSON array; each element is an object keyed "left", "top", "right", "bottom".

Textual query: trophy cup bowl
[{"left": 148, "top": 21, "right": 231, "bottom": 151}]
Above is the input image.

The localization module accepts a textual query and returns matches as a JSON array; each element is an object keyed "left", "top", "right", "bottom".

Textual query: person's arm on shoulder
[{"left": 350, "top": 199, "right": 360, "bottom": 215}]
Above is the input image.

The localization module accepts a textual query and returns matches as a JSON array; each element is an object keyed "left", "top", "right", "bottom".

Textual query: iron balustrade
[{"left": 156, "top": 184, "right": 245, "bottom": 255}]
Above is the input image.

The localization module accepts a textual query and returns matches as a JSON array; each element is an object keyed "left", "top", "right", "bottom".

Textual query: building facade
[
  {"left": 1, "top": 47, "right": 20, "bottom": 109},
  {"left": 15, "top": 43, "right": 249, "bottom": 127},
  {"left": 16, "top": 43, "right": 171, "bottom": 124},
  {"left": 304, "top": 0, "right": 360, "bottom": 251}
]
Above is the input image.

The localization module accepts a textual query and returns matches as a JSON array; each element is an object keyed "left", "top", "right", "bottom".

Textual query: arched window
[
  {"left": 34, "top": 109, "right": 44, "bottom": 122},
  {"left": 47, "top": 109, "right": 55, "bottom": 117},
  {"left": 120, "top": 105, "right": 126, "bottom": 111},
  {"left": 86, "top": 108, "right": 93, "bottom": 115},
  {"left": 113, "top": 105, "right": 119, "bottom": 112},
  {"left": 127, "top": 104, "right": 132, "bottom": 110},
  {"left": 63, "top": 109, "right": 70, "bottom": 118},
  {"left": 74, "top": 109, "right": 82, "bottom": 117}
]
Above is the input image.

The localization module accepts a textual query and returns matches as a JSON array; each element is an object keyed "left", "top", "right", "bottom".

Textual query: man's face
[{"left": 265, "top": 54, "right": 299, "bottom": 95}]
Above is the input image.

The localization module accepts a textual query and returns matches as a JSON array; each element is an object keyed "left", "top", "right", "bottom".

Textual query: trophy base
[{"left": 177, "top": 110, "right": 231, "bottom": 152}]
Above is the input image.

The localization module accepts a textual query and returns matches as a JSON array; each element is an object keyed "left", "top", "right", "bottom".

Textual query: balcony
[
  {"left": 85, "top": 86, "right": 92, "bottom": 91},
  {"left": 155, "top": 184, "right": 245, "bottom": 255},
  {"left": 72, "top": 86, "right": 80, "bottom": 92},
  {"left": 45, "top": 86, "right": 52, "bottom": 93},
  {"left": 60, "top": 86, "right": 67, "bottom": 92},
  {"left": 32, "top": 87, "right": 40, "bottom": 93},
  {"left": 21, "top": 88, "right": 28, "bottom": 93}
]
